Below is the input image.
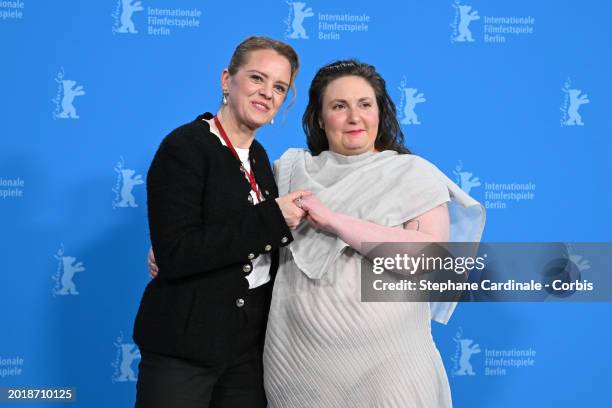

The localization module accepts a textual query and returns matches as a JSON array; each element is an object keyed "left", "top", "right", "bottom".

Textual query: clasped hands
[{"left": 275, "top": 191, "right": 335, "bottom": 232}]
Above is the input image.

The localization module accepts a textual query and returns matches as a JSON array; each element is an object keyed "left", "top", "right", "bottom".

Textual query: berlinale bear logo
[
  {"left": 112, "top": 332, "right": 141, "bottom": 383},
  {"left": 451, "top": 1, "right": 480, "bottom": 43},
  {"left": 454, "top": 161, "right": 481, "bottom": 195},
  {"left": 286, "top": 2, "right": 314, "bottom": 40},
  {"left": 113, "top": 0, "right": 144, "bottom": 34},
  {"left": 561, "top": 78, "right": 590, "bottom": 127},
  {"left": 112, "top": 157, "right": 144, "bottom": 209},
  {"left": 52, "top": 68, "right": 85, "bottom": 120},
  {"left": 52, "top": 245, "right": 85, "bottom": 296},
  {"left": 400, "top": 88, "right": 426, "bottom": 125}
]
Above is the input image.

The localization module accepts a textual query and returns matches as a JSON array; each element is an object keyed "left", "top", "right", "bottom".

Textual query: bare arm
[{"left": 300, "top": 195, "right": 450, "bottom": 254}]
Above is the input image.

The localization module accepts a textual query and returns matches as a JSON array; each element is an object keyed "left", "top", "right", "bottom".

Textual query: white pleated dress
[
  {"left": 265, "top": 248, "right": 454, "bottom": 408},
  {"left": 263, "top": 149, "right": 485, "bottom": 408}
]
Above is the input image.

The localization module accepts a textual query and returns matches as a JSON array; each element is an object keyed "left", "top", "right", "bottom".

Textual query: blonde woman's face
[{"left": 222, "top": 49, "right": 292, "bottom": 129}]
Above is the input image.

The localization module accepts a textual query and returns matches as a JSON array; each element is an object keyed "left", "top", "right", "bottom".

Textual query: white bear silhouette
[
  {"left": 58, "top": 80, "right": 85, "bottom": 119},
  {"left": 565, "top": 88, "right": 589, "bottom": 126},
  {"left": 288, "top": 2, "right": 314, "bottom": 39},
  {"left": 454, "top": 337, "right": 481, "bottom": 376},
  {"left": 454, "top": 170, "right": 481, "bottom": 194},
  {"left": 116, "top": 344, "right": 141, "bottom": 382},
  {"left": 118, "top": 0, "right": 143, "bottom": 34},
  {"left": 116, "top": 169, "right": 144, "bottom": 208},
  {"left": 454, "top": 4, "right": 479, "bottom": 42},
  {"left": 57, "top": 256, "right": 84, "bottom": 295},
  {"left": 400, "top": 88, "right": 426, "bottom": 125}
]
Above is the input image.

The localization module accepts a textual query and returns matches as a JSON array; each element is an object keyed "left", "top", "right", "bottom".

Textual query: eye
[
  {"left": 274, "top": 85, "right": 287, "bottom": 94},
  {"left": 360, "top": 101, "right": 372, "bottom": 108},
  {"left": 332, "top": 103, "right": 346, "bottom": 110},
  {"left": 250, "top": 74, "right": 263, "bottom": 83}
]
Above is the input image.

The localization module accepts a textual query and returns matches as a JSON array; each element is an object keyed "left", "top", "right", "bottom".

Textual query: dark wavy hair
[{"left": 303, "top": 59, "right": 411, "bottom": 155}]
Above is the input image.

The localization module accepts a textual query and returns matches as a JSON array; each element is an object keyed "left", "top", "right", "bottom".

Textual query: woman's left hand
[
  {"left": 147, "top": 247, "right": 159, "bottom": 279},
  {"left": 299, "top": 195, "right": 336, "bottom": 233}
]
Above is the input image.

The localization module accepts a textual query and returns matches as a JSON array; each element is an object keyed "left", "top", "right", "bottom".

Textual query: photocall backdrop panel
[{"left": 1, "top": 1, "right": 610, "bottom": 406}]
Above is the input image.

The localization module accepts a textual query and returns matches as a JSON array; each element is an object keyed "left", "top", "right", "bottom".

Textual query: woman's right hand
[
  {"left": 147, "top": 247, "right": 159, "bottom": 279},
  {"left": 276, "top": 191, "right": 311, "bottom": 229}
]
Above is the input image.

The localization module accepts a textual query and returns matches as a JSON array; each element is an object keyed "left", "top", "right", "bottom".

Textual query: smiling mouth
[
  {"left": 251, "top": 101, "right": 270, "bottom": 112},
  {"left": 345, "top": 130, "right": 364, "bottom": 136}
]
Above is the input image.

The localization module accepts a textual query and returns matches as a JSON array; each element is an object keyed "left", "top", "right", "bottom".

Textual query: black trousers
[{"left": 135, "top": 283, "right": 269, "bottom": 408}]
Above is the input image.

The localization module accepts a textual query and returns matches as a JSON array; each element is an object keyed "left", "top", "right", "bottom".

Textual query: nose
[
  {"left": 259, "top": 83, "right": 273, "bottom": 100},
  {"left": 347, "top": 107, "right": 360, "bottom": 124}
]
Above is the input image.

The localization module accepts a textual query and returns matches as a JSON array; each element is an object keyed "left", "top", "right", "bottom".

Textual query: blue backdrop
[{"left": 1, "top": 0, "right": 611, "bottom": 406}]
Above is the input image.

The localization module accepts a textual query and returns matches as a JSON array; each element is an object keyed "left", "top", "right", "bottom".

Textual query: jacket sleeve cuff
[{"left": 250, "top": 198, "right": 294, "bottom": 256}]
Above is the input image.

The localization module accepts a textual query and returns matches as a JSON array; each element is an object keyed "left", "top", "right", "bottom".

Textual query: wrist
[{"left": 328, "top": 212, "right": 343, "bottom": 235}]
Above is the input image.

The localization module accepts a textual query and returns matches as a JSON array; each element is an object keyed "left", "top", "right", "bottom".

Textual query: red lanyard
[{"left": 213, "top": 116, "right": 262, "bottom": 202}]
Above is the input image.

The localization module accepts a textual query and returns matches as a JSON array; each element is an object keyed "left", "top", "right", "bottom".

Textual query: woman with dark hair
[
  {"left": 133, "top": 36, "right": 310, "bottom": 408},
  {"left": 302, "top": 60, "right": 410, "bottom": 156},
  {"left": 263, "top": 60, "right": 485, "bottom": 407}
]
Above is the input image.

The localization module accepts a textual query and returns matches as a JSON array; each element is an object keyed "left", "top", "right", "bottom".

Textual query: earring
[
  {"left": 270, "top": 118, "right": 274, "bottom": 125},
  {"left": 222, "top": 94, "right": 228, "bottom": 105}
]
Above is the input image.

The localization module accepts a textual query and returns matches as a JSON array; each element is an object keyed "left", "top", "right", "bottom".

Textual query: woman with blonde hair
[{"left": 134, "top": 36, "right": 307, "bottom": 408}]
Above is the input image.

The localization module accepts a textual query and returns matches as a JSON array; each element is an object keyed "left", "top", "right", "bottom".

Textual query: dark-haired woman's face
[{"left": 319, "top": 75, "right": 379, "bottom": 155}]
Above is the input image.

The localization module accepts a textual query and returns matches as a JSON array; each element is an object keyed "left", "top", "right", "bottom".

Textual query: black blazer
[{"left": 133, "top": 113, "right": 293, "bottom": 363}]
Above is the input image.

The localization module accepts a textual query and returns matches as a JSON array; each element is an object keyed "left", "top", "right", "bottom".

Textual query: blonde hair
[{"left": 227, "top": 36, "right": 300, "bottom": 109}]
